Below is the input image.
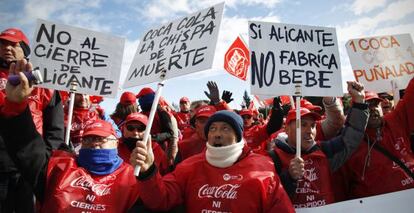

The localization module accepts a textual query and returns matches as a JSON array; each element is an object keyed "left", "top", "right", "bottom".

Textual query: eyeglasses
[
  {"left": 126, "top": 124, "right": 146, "bottom": 132},
  {"left": 82, "top": 136, "right": 117, "bottom": 144}
]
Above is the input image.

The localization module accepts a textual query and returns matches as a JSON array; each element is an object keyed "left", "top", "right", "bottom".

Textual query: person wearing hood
[
  {"left": 0, "top": 59, "right": 140, "bottom": 212},
  {"left": 268, "top": 81, "right": 369, "bottom": 208},
  {"left": 136, "top": 87, "right": 179, "bottom": 167},
  {"left": 0, "top": 28, "right": 64, "bottom": 213},
  {"left": 131, "top": 110, "right": 295, "bottom": 213}
]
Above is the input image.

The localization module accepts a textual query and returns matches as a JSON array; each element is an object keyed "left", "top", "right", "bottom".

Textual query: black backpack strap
[
  {"left": 267, "top": 150, "right": 282, "bottom": 175},
  {"left": 372, "top": 143, "right": 414, "bottom": 180}
]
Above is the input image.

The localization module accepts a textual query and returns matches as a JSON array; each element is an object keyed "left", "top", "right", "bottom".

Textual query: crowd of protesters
[{"left": 0, "top": 27, "right": 413, "bottom": 213}]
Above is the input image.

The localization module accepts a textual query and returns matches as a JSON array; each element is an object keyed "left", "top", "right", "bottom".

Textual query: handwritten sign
[
  {"left": 123, "top": 3, "right": 224, "bottom": 88},
  {"left": 346, "top": 34, "right": 414, "bottom": 92},
  {"left": 248, "top": 21, "right": 342, "bottom": 97},
  {"left": 31, "top": 19, "right": 124, "bottom": 98}
]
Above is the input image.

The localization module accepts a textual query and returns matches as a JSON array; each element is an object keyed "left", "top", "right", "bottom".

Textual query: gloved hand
[
  {"left": 273, "top": 97, "right": 282, "bottom": 110},
  {"left": 221, "top": 90, "right": 234, "bottom": 104},
  {"left": 204, "top": 81, "right": 220, "bottom": 104}
]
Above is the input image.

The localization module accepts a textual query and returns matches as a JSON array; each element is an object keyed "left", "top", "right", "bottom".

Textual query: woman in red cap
[{"left": 110, "top": 91, "right": 138, "bottom": 127}]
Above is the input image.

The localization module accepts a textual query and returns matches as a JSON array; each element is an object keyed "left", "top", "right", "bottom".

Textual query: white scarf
[{"left": 205, "top": 140, "right": 245, "bottom": 168}]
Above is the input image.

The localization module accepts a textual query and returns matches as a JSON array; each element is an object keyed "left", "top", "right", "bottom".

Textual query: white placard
[
  {"left": 296, "top": 188, "right": 414, "bottom": 213},
  {"left": 346, "top": 34, "right": 414, "bottom": 93},
  {"left": 123, "top": 3, "right": 224, "bottom": 88},
  {"left": 31, "top": 19, "right": 124, "bottom": 98},
  {"left": 249, "top": 21, "right": 343, "bottom": 97}
]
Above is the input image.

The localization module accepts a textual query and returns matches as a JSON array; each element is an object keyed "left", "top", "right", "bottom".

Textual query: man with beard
[
  {"left": 0, "top": 59, "right": 140, "bottom": 212},
  {"left": 341, "top": 77, "right": 414, "bottom": 199},
  {"left": 131, "top": 110, "right": 295, "bottom": 213}
]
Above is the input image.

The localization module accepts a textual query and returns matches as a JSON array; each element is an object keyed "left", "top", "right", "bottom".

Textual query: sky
[{"left": 2, "top": 0, "right": 414, "bottom": 112}]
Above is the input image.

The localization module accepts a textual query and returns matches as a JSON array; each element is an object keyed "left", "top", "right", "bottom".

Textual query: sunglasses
[
  {"left": 242, "top": 115, "right": 252, "bottom": 120},
  {"left": 126, "top": 124, "right": 146, "bottom": 132}
]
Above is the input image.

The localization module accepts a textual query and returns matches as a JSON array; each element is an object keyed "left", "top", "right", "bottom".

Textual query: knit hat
[{"left": 204, "top": 110, "right": 244, "bottom": 142}]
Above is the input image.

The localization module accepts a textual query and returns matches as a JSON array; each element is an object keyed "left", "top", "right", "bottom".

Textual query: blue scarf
[{"left": 78, "top": 148, "right": 123, "bottom": 175}]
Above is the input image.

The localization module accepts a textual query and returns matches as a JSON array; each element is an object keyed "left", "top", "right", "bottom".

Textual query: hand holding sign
[
  {"left": 289, "top": 156, "right": 305, "bottom": 180},
  {"left": 130, "top": 136, "right": 154, "bottom": 174}
]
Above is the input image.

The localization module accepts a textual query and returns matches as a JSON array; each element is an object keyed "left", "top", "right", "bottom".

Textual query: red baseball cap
[
  {"left": 83, "top": 120, "right": 115, "bottom": 137},
  {"left": 136, "top": 87, "right": 155, "bottom": 98},
  {"left": 300, "top": 99, "right": 322, "bottom": 111},
  {"left": 285, "top": 108, "right": 321, "bottom": 125},
  {"left": 120, "top": 91, "right": 136, "bottom": 105},
  {"left": 239, "top": 109, "right": 254, "bottom": 116},
  {"left": 365, "top": 91, "right": 384, "bottom": 102},
  {"left": 90, "top": 96, "right": 104, "bottom": 104},
  {"left": 0, "top": 28, "right": 29, "bottom": 46},
  {"left": 180, "top": 96, "right": 190, "bottom": 103},
  {"left": 124, "top": 112, "right": 148, "bottom": 126},
  {"left": 194, "top": 105, "right": 216, "bottom": 118}
]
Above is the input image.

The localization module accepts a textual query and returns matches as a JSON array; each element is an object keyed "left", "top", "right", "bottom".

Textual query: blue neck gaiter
[{"left": 77, "top": 148, "right": 123, "bottom": 175}]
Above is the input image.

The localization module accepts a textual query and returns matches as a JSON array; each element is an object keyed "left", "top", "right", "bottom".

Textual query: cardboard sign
[
  {"left": 248, "top": 21, "right": 343, "bottom": 97},
  {"left": 224, "top": 36, "right": 250, "bottom": 81},
  {"left": 346, "top": 34, "right": 414, "bottom": 93},
  {"left": 31, "top": 19, "right": 124, "bottom": 98},
  {"left": 123, "top": 3, "right": 224, "bottom": 88}
]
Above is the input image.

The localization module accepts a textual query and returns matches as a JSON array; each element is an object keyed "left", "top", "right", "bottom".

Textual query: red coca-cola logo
[
  {"left": 198, "top": 184, "right": 240, "bottom": 199},
  {"left": 70, "top": 176, "right": 112, "bottom": 196}
]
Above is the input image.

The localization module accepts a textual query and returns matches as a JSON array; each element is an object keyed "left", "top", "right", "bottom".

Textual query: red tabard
[
  {"left": 174, "top": 111, "right": 191, "bottom": 130},
  {"left": 42, "top": 151, "right": 139, "bottom": 213},
  {"left": 275, "top": 148, "right": 335, "bottom": 208},
  {"left": 139, "top": 148, "right": 294, "bottom": 212}
]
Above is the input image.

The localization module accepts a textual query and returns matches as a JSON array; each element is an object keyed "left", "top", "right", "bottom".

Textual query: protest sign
[
  {"left": 123, "top": 3, "right": 224, "bottom": 88},
  {"left": 346, "top": 34, "right": 414, "bottom": 93},
  {"left": 248, "top": 21, "right": 342, "bottom": 97},
  {"left": 224, "top": 36, "right": 250, "bottom": 81},
  {"left": 30, "top": 19, "right": 124, "bottom": 98}
]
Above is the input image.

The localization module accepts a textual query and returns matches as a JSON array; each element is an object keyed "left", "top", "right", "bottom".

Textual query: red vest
[
  {"left": 274, "top": 148, "right": 335, "bottom": 208},
  {"left": 42, "top": 151, "right": 139, "bottom": 213}
]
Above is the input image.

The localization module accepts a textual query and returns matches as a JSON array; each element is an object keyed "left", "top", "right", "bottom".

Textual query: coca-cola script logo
[
  {"left": 198, "top": 184, "right": 240, "bottom": 199},
  {"left": 70, "top": 176, "right": 112, "bottom": 196}
]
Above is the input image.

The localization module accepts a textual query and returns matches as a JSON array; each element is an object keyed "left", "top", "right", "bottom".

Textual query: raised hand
[
  {"left": 5, "top": 59, "right": 34, "bottom": 103},
  {"left": 204, "top": 81, "right": 220, "bottom": 104},
  {"left": 221, "top": 90, "right": 234, "bottom": 104},
  {"left": 347, "top": 81, "right": 365, "bottom": 104}
]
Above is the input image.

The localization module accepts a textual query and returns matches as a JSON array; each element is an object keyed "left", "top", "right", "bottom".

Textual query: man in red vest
[
  {"left": 269, "top": 81, "right": 368, "bottom": 208},
  {"left": 131, "top": 110, "right": 295, "bottom": 212}
]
